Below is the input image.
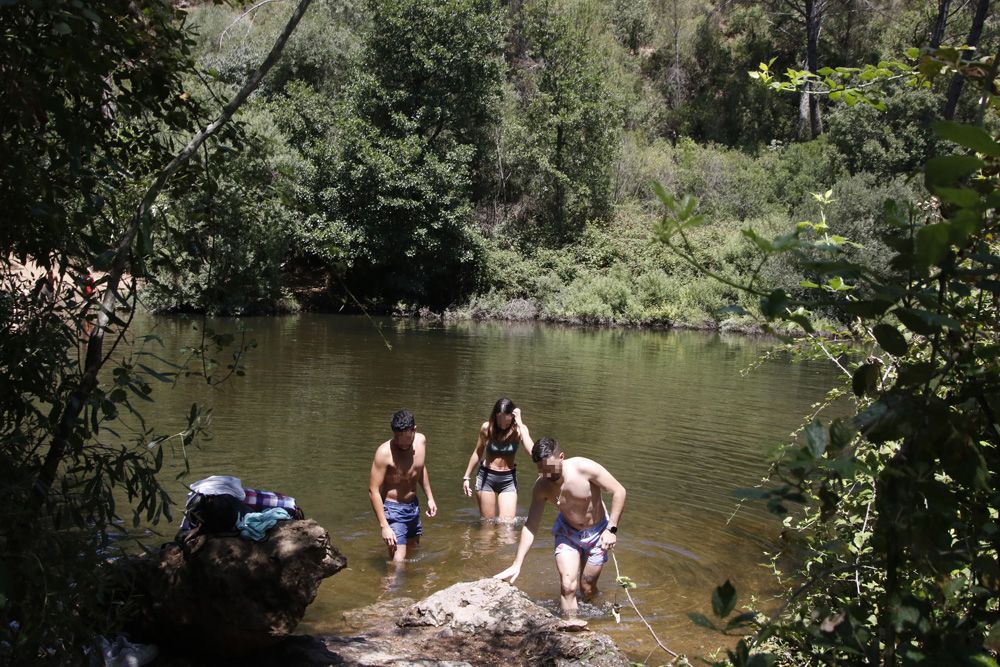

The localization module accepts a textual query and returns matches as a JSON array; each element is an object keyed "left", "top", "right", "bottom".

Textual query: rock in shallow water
[
  {"left": 120, "top": 533, "right": 628, "bottom": 666},
  {"left": 321, "top": 579, "right": 630, "bottom": 666},
  {"left": 122, "top": 519, "right": 346, "bottom": 656}
]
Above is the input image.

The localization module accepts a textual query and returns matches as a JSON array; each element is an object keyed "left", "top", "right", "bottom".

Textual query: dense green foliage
[
  {"left": 1, "top": 0, "right": 202, "bottom": 263},
  {"left": 136, "top": 0, "right": 998, "bottom": 324},
  {"left": 663, "top": 51, "right": 1000, "bottom": 666},
  {"left": 1, "top": 0, "right": 286, "bottom": 662},
  {"left": 326, "top": 0, "right": 505, "bottom": 307},
  {"left": 0, "top": 3, "right": 206, "bottom": 661}
]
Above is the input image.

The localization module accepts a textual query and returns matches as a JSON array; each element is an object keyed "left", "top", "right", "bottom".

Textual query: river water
[{"left": 127, "top": 313, "right": 837, "bottom": 660}]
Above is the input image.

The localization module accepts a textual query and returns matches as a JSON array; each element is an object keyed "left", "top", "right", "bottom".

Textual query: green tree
[
  {"left": 611, "top": 0, "right": 652, "bottom": 54},
  {"left": 319, "top": 0, "right": 506, "bottom": 308},
  {"left": 826, "top": 84, "right": 941, "bottom": 177},
  {"left": 661, "top": 7, "right": 799, "bottom": 147},
  {"left": 503, "top": 0, "right": 623, "bottom": 244},
  {"left": 0, "top": 1, "right": 312, "bottom": 661},
  {"left": 138, "top": 0, "right": 374, "bottom": 315},
  {"left": 142, "top": 124, "right": 303, "bottom": 315},
  {"left": 191, "top": 0, "right": 369, "bottom": 98},
  {"left": 1, "top": 0, "right": 200, "bottom": 263},
  {"left": 659, "top": 49, "right": 1000, "bottom": 665}
]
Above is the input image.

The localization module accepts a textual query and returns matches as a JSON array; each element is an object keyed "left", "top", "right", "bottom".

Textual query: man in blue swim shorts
[
  {"left": 368, "top": 410, "right": 438, "bottom": 562},
  {"left": 495, "top": 437, "right": 627, "bottom": 616}
]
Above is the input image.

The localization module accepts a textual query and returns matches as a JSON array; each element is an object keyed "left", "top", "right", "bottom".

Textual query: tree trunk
[
  {"left": 976, "top": 46, "right": 1000, "bottom": 125},
  {"left": 943, "top": 0, "right": 990, "bottom": 120},
  {"left": 806, "top": 0, "right": 823, "bottom": 138},
  {"left": 929, "top": 0, "right": 951, "bottom": 48},
  {"left": 797, "top": 0, "right": 824, "bottom": 139},
  {"left": 798, "top": 79, "right": 812, "bottom": 140},
  {"left": 669, "top": 0, "right": 683, "bottom": 106},
  {"left": 32, "top": 0, "right": 316, "bottom": 505},
  {"left": 555, "top": 121, "right": 565, "bottom": 229},
  {"left": 840, "top": 0, "right": 855, "bottom": 58},
  {"left": 808, "top": 86, "right": 822, "bottom": 138},
  {"left": 507, "top": 0, "right": 527, "bottom": 62}
]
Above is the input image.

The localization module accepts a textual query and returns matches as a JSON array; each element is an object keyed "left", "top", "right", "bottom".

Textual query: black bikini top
[{"left": 486, "top": 438, "right": 518, "bottom": 457}]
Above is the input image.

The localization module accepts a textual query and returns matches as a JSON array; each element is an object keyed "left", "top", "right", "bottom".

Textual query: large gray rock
[
  {"left": 123, "top": 519, "right": 346, "bottom": 656},
  {"left": 400, "top": 577, "right": 570, "bottom": 634},
  {"left": 322, "top": 579, "right": 630, "bottom": 666}
]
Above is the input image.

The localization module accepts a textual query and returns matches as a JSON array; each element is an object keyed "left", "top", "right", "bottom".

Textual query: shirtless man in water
[
  {"left": 369, "top": 410, "right": 437, "bottom": 562},
  {"left": 494, "top": 437, "right": 626, "bottom": 615}
]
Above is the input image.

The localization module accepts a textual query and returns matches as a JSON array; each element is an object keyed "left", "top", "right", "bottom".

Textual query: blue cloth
[
  {"left": 383, "top": 498, "right": 422, "bottom": 544},
  {"left": 237, "top": 507, "right": 291, "bottom": 541}
]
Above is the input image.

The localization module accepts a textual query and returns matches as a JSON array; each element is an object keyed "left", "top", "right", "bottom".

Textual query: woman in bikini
[{"left": 461, "top": 398, "right": 534, "bottom": 521}]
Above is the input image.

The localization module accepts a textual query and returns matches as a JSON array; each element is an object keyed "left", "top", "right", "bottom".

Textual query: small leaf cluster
[
  {"left": 750, "top": 58, "right": 916, "bottom": 111},
  {"left": 688, "top": 581, "right": 771, "bottom": 667}
]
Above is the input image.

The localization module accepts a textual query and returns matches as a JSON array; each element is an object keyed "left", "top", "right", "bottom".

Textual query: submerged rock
[{"left": 122, "top": 519, "right": 346, "bottom": 656}]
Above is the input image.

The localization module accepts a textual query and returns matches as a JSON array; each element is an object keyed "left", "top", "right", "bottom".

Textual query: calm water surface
[{"left": 128, "top": 313, "right": 837, "bottom": 660}]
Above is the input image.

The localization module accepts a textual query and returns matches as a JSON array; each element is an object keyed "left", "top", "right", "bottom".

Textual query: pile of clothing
[{"left": 179, "top": 475, "right": 305, "bottom": 542}]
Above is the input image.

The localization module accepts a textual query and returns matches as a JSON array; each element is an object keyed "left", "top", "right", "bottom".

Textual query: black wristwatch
[{"left": 607, "top": 524, "right": 618, "bottom": 534}]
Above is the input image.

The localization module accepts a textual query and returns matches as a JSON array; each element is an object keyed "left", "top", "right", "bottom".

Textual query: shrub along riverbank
[{"left": 139, "top": 0, "right": 951, "bottom": 329}]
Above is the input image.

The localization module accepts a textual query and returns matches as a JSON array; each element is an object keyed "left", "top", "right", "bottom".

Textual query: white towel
[{"left": 188, "top": 475, "right": 245, "bottom": 501}]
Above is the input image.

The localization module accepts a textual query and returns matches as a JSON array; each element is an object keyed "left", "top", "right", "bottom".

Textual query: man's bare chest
[
  {"left": 553, "top": 479, "right": 594, "bottom": 508},
  {"left": 387, "top": 456, "right": 421, "bottom": 483}
]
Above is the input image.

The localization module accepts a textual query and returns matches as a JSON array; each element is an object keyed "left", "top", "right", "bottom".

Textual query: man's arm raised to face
[
  {"left": 368, "top": 445, "right": 396, "bottom": 550},
  {"left": 494, "top": 478, "right": 548, "bottom": 584}
]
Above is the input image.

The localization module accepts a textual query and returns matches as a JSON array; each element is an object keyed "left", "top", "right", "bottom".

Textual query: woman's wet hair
[
  {"left": 488, "top": 397, "right": 516, "bottom": 439},
  {"left": 391, "top": 409, "right": 415, "bottom": 432},
  {"left": 532, "top": 437, "right": 560, "bottom": 462}
]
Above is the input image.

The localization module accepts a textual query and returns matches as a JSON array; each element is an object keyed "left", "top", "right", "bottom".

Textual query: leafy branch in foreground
[
  {"left": 751, "top": 45, "right": 997, "bottom": 114},
  {"left": 608, "top": 553, "right": 684, "bottom": 664},
  {"left": 1, "top": 1, "right": 312, "bottom": 663},
  {"left": 688, "top": 581, "right": 770, "bottom": 667},
  {"left": 655, "top": 48, "right": 1000, "bottom": 666}
]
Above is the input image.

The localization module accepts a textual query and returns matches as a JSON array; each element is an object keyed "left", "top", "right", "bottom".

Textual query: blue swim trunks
[
  {"left": 383, "top": 498, "right": 422, "bottom": 544},
  {"left": 552, "top": 513, "right": 609, "bottom": 566}
]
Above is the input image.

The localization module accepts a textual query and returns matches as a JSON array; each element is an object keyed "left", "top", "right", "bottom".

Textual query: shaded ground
[{"left": 152, "top": 579, "right": 630, "bottom": 666}]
